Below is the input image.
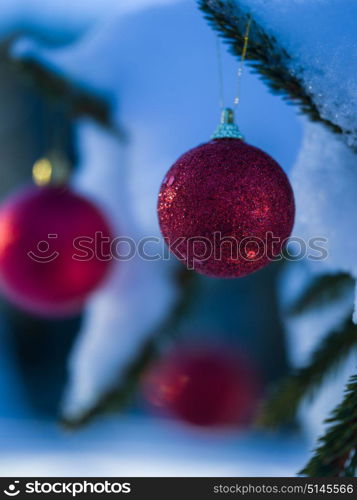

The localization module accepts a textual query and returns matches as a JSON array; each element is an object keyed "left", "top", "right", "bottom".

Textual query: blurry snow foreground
[
  {"left": 64, "top": 123, "right": 179, "bottom": 419},
  {"left": 8, "top": 0, "right": 357, "bottom": 424}
]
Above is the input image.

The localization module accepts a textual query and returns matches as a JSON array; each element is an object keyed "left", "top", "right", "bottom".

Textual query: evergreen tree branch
[
  {"left": 288, "top": 273, "right": 354, "bottom": 316},
  {"left": 300, "top": 373, "right": 357, "bottom": 477},
  {"left": 2, "top": 40, "right": 125, "bottom": 137},
  {"left": 198, "top": 0, "right": 354, "bottom": 144},
  {"left": 17, "top": 60, "right": 109, "bottom": 125},
  {"left": 258, "top": 317, "right": 357, "bottom": 428},
  {"left": 61, "top": 268, "right": 198, "bottom": 429}
]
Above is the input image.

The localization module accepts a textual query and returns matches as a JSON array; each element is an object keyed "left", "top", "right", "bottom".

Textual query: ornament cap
[{"left": 211, "top": 107, "right": 244, "bottom": 140}]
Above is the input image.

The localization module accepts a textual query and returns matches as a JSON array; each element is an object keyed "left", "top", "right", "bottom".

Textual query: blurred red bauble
[
  {"left": 0, "top": 185, "right": 113, "bottom": 317},
  {"left": 158, "top": 138, "right": 295, "bottom": 278},
  {"left": 142, "top": 345, "right": 261, "bottom": 428}
]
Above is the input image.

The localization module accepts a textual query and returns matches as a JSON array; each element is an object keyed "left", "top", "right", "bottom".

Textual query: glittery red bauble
[
  {"left": 158, "top": 138, "right": 295, "bottom": 278},
  {"left": 142, "top": 345, "right": 260, "bottom": 428},
  {"left": 0, "top": 185, "right": 113, "bottom": 317}
]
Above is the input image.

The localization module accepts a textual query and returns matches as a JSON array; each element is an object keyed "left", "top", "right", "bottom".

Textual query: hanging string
[
  {"left": 215, "top": 14, "right": 252, "bottom": 110},
  {"left": 234, "top": 14, "right": 252, "bottom": 107},
  {"left": 216, "top": 36, "right": 225, "bottom": 110}
]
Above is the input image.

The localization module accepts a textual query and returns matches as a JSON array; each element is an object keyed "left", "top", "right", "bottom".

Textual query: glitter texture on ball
[{"left": 158, "top": 138, "right": 295, "bottom": 278}]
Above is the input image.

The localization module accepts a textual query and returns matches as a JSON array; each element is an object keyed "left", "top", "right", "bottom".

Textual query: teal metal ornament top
[{"left": 211, "top": 107, "right": 244, "bottom": 140}]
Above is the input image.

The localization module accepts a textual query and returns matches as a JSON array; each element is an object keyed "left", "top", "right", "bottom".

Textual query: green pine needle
[
  {"left": 289, "top": 273, "right": 354, "bottom": 316},
  {"left": 258, "top": 317, "right": 357, "bottom": 428},
  {"left": 300, "top": 374, "right": 357, "bottom": 477}
]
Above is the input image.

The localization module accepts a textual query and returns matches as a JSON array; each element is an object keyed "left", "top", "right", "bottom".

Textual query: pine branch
[
  {"left": 300, "top": 373, "right": 357, "bottom": 477},
  {"left": 198, "top": 0, "right": 354, "bottom": 144},
  {"left": 14, "top": 58, "right": 124, "bottom": 135},
  {"left": 61, "top": 268, "right": 198, "bottom": 429},
  {"left": 258, "top": 317, "right": 357, "bottom": 428},
  {"left": 288, "top": 273, "right": 354, "bottom": 316}
]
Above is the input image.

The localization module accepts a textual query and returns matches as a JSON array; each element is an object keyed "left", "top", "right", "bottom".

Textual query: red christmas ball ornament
[
  {"left": 158, "top": 108, "right": 295, "bottom": 278},
  {"left": 0, "top": 184, "right": 113, "bottom": 317},
  {"left": 142, "top": 344, "right": 261, "bottom": 428}
]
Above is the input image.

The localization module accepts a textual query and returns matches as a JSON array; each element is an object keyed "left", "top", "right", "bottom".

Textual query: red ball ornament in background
[
  {"left": 0, "top": 184, "right": 113, "bottom": 317},
  {"left": 158, "top": 108, "right": 295, "bottom": 278},
  {"left": 142, "top": 344, "right": 261, "bottom": 428}
]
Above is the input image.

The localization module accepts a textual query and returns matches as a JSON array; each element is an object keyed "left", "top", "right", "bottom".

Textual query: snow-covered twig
[{"left": 199, "top": 0, "right": 357, "bottom": 149}]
